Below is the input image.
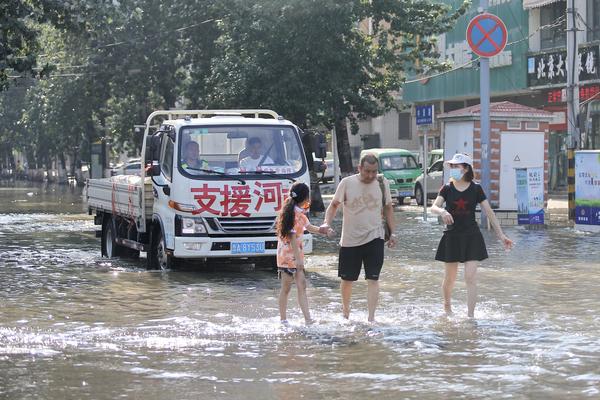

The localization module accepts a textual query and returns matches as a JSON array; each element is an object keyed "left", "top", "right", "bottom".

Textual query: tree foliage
[{"left": 0, "top": 0, "right": 467, "bottom": 173}]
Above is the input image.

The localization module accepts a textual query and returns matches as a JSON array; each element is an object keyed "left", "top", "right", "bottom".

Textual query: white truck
[{"left": 86, "top": 110, "right": 320, "bottom": 269}]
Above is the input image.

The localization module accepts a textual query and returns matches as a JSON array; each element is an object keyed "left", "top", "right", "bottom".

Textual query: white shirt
[{"left": 239, "top": 155, "right": 274, "bottom": 171}]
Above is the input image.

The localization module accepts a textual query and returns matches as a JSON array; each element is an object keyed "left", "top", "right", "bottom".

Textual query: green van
[{"left": 360, "top": 148, "right": 421, "bottom": 204}]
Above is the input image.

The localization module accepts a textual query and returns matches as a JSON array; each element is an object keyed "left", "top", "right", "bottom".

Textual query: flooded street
[{"left": 1, "top": 181, "right": 600, "bottom": 399}]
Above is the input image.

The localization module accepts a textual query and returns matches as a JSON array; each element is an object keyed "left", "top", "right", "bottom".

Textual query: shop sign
[
  {"left": 516, "top": 167, "right": 545, "bottom": 225},
  {"left": 546, "top": 84, "right": 600, "bottom": 104},
  {"left": 527, "top": 45, "right": 600, "bottom": 88}
]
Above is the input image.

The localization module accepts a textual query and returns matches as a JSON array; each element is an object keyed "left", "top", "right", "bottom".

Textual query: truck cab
[{"left": 86, "top": 110, "right": 314, "bottom": 269}]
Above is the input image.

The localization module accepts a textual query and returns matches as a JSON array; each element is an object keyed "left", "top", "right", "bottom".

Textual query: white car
[
  {"left": 313, "top": 152, "right": 338, "bottom": 183},
  {"left": 414, "top": 159, "right": 444, "bottom": 205},
  {"left": 112, "top": 158, "right": 142, "bottom": 176}
]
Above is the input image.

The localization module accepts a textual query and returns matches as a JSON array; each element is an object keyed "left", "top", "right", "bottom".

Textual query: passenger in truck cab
[
  {"left": 181, "top": 141, "right": 209, "bottom": 171},
  {"left": 239, "top": 137, "right": 274, "bottom": 171}
]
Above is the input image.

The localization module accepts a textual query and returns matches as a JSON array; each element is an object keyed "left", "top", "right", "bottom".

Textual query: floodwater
[{"left": 1, "top": 180, "right": 599, "bottom": 399}]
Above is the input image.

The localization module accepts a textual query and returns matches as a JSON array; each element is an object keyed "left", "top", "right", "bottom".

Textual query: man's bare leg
[
  {"left": 367, "top": 279, "right": 379, "bottom": 322},
  {"left": 341, "top": 280, "right": 353, "bottom": 319}
]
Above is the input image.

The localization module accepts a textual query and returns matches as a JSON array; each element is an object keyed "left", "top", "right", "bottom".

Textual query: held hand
[
  {"left": 294, "top": 259, "right": 304, "bottom": 270},
  {"left": 318, "top": 223, "right": 330, "bottom": 235},
  {"left": 441, "top": 211, "right": 454, "bottom": 225},
  {"left": 325, "top": 228, "right": 335, "bottom": 238}
]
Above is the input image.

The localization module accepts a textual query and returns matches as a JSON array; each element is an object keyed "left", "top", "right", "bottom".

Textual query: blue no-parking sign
[{"left": 466, "top": 13, "right": 508, "bottom": 58}]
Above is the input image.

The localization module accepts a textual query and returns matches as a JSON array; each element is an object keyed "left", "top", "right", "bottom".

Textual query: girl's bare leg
[
  {"left": 279, "top": 273, "right": 293, "bottom": 322},
  {"left": 295, "top": 269, "right": 312, "bottom": 324}
]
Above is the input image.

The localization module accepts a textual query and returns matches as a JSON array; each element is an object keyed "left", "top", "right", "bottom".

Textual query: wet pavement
[{"left": 1, "top": 180, "right": 600, "bottom": 399}]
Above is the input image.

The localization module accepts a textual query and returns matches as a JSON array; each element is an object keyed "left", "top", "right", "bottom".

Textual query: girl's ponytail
[{"left": 276, "top": 182, "right": 310, "bottom": 239}]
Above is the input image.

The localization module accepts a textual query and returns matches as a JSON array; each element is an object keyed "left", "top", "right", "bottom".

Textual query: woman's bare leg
[{"left": 442, "top": 263, "right": 459, "bottom": 315}]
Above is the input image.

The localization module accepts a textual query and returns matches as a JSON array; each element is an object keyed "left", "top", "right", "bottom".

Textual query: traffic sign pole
[{"left": 467, "top": 8, "right": 507, "bottom": 229}]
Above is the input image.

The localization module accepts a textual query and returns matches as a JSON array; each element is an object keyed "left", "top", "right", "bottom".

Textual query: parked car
[
  {"left": 414, "top": 159, "right": 444, "bottom": 205},
  {"left": 427, "top": 149, "right": 444, "bottom": 168},
  {"left": 360, "top": 148, "right": 421, "bottom": 204},
  {"left": 111, "top": 158, "right": 142, "bottom": 176},
  {"left": 313, "top": 151, "right": 338, "bottom": 183}
]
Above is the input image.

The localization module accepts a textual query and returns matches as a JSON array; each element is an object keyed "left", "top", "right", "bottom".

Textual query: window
[
  {"left": 398, "top": 112, "right": 411, "bottom": 140},
  {"left": 588, "top": 0, "right": 600, "bottom": 41},
  {"left": 540, "top": 1, "right": 566, "bottom": 50},
  {"left": 507, "top": 120, "right": 521, "bottom": 129},
  {"left": 525, "top": 121, "right": 540, "bottom": 130},
  {"left": 429, "top": 160, "right": 444, "bottom": 173},
  {"left": 179, "top": 125, "right": 305, "bottom": 177},
  {"left": 161, "top": 136, "right": 174, "bottom": 181},
  {"left": 380, "top": 154, "right": 419, "bottom": 171}
]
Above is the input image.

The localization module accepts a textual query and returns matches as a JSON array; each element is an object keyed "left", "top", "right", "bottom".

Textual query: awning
[{"left": 523, "top": 0, "right": 563, "bottom": 10}]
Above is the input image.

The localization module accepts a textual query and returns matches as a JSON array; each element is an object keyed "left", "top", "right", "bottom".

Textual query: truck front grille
[{"left": 208, "top": 217, "right": 276, "bottom": 233}]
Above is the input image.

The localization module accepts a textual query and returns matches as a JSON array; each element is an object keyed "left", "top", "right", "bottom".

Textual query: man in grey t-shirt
[{"left": 320, "top": 153, "right": 396, "bottom": 322}]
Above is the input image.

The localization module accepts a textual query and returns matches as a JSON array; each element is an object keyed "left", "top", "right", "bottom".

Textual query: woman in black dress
[{"left": 431, "top": 153, "right": 513, "bottom": 318}]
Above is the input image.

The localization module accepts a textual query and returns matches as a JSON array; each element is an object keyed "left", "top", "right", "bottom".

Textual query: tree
[{"left": 206, "top": 0, "right": 468, "bottom": 172}]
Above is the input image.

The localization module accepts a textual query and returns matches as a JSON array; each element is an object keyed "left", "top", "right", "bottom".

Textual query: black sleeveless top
[{"left": 438, "top": 181, "right": 487, "bottom": 234}]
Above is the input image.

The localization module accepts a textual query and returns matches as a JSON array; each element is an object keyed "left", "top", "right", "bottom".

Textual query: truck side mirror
[
  {"left": 313, "top": 132, "right": 327, "bottom": 159},
  {"left": 147, "top": 163, "right": 161, "bottom": 177},
  {"left": 145, "top": 133, "right": 162, "bottom": 164}
]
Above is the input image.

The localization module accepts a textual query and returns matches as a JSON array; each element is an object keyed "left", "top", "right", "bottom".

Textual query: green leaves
[{"left": 1, "top": 0, "right": 465, "bottom": 171}]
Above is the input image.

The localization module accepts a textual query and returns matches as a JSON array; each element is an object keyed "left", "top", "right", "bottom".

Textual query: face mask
[{"left": 449, "top": 168, "right": 464, "bottom": 181}]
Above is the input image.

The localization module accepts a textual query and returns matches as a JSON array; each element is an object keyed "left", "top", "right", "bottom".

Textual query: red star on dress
[{"left": 454, "top": 198, "right": 468, "bottom": 211}]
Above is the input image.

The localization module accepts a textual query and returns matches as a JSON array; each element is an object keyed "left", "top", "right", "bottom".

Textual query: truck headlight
[{"left": 175, "top": 215, "right": 207, "bottom": 236}]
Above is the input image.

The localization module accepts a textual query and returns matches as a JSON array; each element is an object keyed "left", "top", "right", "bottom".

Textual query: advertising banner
[
  {"left": 575, "top": 151, "right": 600, "bottom": 231},
  {"left": 516, "top": 167, "right": 545, "bottom": 224}
]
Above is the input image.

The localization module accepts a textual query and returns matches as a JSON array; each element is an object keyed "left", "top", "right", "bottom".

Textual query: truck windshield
[
  {"left": 178, "top": 125, "right": 306, "bottom": 177},
  {"left": 380, "top": 155, "right": 419, "bottom": 171}
]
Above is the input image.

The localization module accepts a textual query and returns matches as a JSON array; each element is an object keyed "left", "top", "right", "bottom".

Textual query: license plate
[
  {"left": 231, "top": 242, "right": 265, "bottom": 254},
  {"left": 399, "top": 191, "right": 413, "bottom": 197}
]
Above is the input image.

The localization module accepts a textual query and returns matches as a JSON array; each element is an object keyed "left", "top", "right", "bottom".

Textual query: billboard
[
  {"left": 516, "top": 167, "right": 544, "bottom": 225},
  {"left": 575, "top": 151, "right": 600, "bottom": 231}
]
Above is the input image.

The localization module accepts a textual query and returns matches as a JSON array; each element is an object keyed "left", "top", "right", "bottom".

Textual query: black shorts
[{"left": 338, "top": 238, "right": 384, "bottom": 281}]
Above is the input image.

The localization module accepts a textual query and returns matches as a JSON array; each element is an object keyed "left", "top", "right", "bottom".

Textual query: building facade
[{"left": 404, "top": 0, "right": 600, "bottom": 191}]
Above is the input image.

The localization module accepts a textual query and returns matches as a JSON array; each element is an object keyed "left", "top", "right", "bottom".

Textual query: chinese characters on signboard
[
  {"left": 575, "top": 151, "right": 600, "bottom": 231},
  {"left": 516, "top": 167, "right": 545, "bottom": 225},
  {"left": 527, "top": 45, "right": 600, "bottom": 88},
  {"left": 191, "top": 181, "right": 285, "bottom": 217},
  {"left": 416, "top": 105, "right": 435, "bottom": 125},
  {"left": 546, "top": 85, "right": 600, "bottom": 104}
]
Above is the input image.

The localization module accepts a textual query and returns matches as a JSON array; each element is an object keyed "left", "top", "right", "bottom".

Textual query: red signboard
[{"left": 546, "top": 84, "right": 600, "bottom": 104}]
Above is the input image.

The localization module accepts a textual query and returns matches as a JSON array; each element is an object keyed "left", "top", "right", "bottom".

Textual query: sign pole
[
  {"left": 566, "top": 0, "right": 579, "bottom": 220},
  {"left": 467, "top": 9, "right": 507, "bottom": 228},
  {"left": 479, "top": 1, "right": 490, "bottom": 229},
  {"left": 423, "top": 129, "right": 428, "bottom": 221}
]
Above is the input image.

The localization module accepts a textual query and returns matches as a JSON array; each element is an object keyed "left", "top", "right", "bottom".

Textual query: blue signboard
[
  {"left": 416, "top": 104, "right": 434, "bottom": 125},
  {"left": 516, "top": 167, "right": 544, "bottom": 225},
  {"left": 575, "top": 151, "right": 600, "bottom": 230}
]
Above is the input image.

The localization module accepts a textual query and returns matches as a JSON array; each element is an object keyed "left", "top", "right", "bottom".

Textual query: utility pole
[
  {"left": 566, "top": 0, "right": 579, "bottom": 220},
  {"left": 479, "top": 0, "right": 491, "bottom": 229}
]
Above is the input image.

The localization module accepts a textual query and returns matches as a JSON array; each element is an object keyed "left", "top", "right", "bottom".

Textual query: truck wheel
[
  {"left": 148, "top": 227, "right": 175, "bottom": 270},
  {"left": 415, "top": 185, "right": 424, "bottom": 206},
  {"left": 101, "top": 220, "right": 122, "bottom": 258}
]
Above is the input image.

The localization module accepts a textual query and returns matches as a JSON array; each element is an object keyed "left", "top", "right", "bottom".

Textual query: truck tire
[
  {"left": 101, "top": 219, "right": 123, "bottom": 258},
  {"left": 148, "top": 226, "right": 175, "bottom": 270}
]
